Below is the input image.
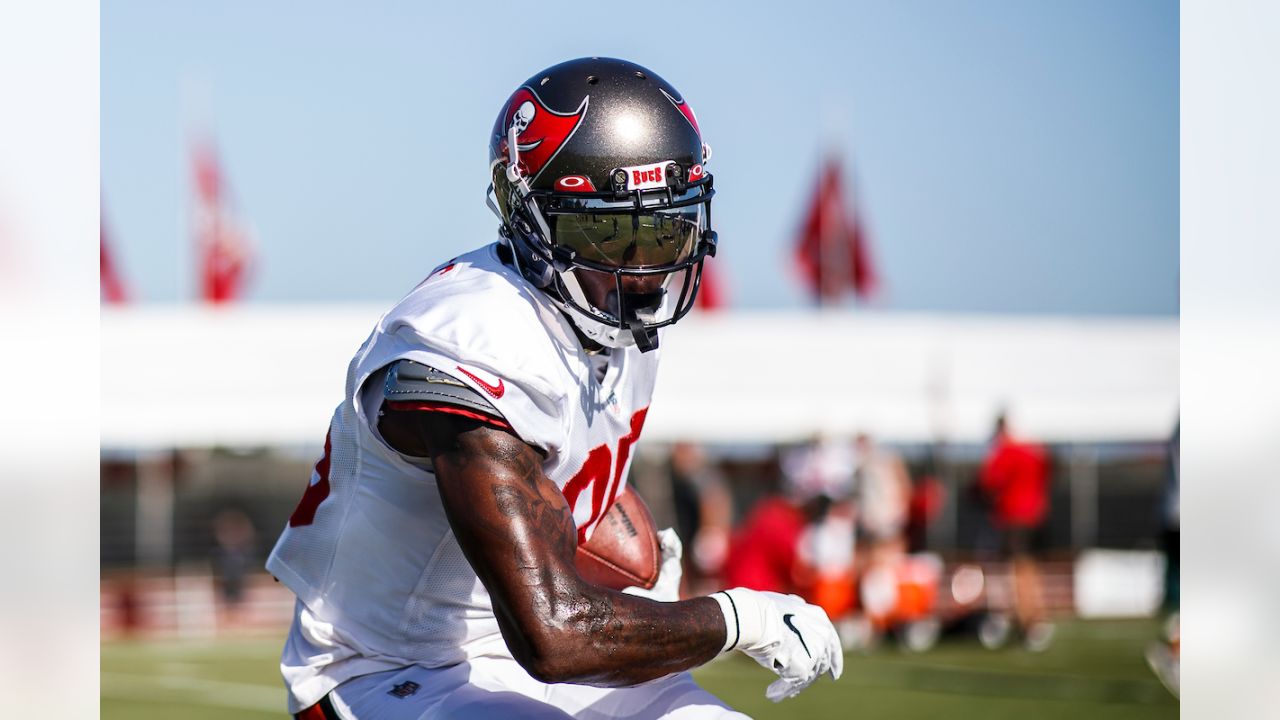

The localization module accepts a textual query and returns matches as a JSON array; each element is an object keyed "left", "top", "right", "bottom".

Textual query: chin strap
[
  {"left": 485, "top": 183, "right": 504, "bottom": 223},
  {"left": 628, "top": 316, "right": 659, "bottom": 353}
]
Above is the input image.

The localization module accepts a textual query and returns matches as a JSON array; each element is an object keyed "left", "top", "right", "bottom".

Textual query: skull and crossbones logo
[
  {"left": 512, "top": 101, "right": 536, "bottom": 134},
  {"left": 508, "top": 100, "right": 543, "bottom": 152}
]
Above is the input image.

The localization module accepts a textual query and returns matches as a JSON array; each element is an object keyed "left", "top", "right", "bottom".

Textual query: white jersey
[{"left": 266, "top": 243, "right": 661, "bottom": 711}]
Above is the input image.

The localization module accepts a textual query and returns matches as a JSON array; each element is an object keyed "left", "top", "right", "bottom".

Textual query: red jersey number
[{"left": 561, "top": 408, "right": 649, "bottom": 544}]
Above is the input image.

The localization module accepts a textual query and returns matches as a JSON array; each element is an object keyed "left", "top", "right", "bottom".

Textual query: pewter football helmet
[{"left": 488, "top": 57, "right": 716, "bottom": 352}]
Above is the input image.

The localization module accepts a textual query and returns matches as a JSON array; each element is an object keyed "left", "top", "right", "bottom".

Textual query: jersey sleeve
[
  {"left": 392, "top": 345, "right": 564, "bottom": 457},
  {"left": 381, "top": 359, "right": 513, "bottom": 432},
  {"left": 350, "top": 244, "right": 573, "bottom": 462}
]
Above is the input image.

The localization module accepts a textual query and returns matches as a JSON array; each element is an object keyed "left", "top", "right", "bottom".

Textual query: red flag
[
  {"left": 192, "top": 139, "right": 251, "bottom": 303},
  {"left": 695, "top": 256, "right": 727, "bottom": 311},
  {"left": 101, "top": 213, "right": 129, "bottom": 304},
  {"left": 793, "top": 156, "right": 878, "bottom": 304}
]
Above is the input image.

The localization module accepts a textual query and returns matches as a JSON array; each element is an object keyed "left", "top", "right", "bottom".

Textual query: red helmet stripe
[{"left": 659, "top": 88, "right": 700, "bottom": 137}]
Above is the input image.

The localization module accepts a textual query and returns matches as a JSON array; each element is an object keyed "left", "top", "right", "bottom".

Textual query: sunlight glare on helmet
[{"left": 613, "top": 112, "right": 644, "bottom": 143}]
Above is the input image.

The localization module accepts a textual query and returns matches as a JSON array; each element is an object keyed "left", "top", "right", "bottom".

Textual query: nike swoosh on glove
[
  {"left": 621, "top": 528, "right": 683, "bottom": 603},
  {"left": 710, "top": 588, "right": 844, "bottom": 702}
]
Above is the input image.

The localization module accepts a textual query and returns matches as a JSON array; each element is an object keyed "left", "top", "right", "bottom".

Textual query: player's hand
[
  {"left": 622, "top": 528, "right": 683, "bottom": 603},
  {"left": 712, "top": 588, "right": 843, "bottom": 702}
]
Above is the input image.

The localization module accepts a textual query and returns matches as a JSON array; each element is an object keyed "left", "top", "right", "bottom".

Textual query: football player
[{"left": 267, "top": 57, "right": 843, "bottom": 719}]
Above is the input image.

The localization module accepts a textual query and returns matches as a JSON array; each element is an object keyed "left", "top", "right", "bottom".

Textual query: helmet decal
[
  {"left": 659, "top": 88, "right": 700, "bottom": 137},
  {"left": 500, "top": 87, "right": 589, "bottom": 182},
  {"left": 553, "top": 175, "right": 596, "bottom": 192},
  {"left": 620, "top": 160, "right": 673, "bottom": 191}
]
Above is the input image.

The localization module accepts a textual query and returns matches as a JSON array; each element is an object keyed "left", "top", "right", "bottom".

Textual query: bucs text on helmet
[{"left": 487, "top": 57, "right": 716, "bottom": 352}]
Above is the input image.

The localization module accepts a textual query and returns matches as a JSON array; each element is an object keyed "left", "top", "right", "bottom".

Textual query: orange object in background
[
  {"left": 806, "top": 570, "right": 857, "bottom": 620},
  {"left": 793, "top": 502, "right": 858, "bottom": 620},
  {"left": 860, "top": 555, "right": 941, "bottom": 629},
  {"left": 891, "top": 561, "right": 938, "bottom": 623}
]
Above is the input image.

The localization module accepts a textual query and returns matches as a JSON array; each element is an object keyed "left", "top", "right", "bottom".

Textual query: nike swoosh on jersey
[
  {"left": 455, "top": 366, "right": 506, "bottom": 399},
  {"left": 782, "top": 613, "right": 811, "bottom": 658}
]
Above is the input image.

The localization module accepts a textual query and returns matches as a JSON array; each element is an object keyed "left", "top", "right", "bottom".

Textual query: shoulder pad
[{"left": 384, "top": 360, "right": 503, "bottom": 419}]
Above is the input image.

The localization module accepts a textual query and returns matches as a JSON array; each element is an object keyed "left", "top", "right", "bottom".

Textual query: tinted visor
[{"left": 550, "top": 206, "right": 701, "bottom": 269}]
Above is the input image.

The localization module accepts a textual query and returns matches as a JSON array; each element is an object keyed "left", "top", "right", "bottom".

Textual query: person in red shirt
[
  {"left": 724, "top": 438, "right": 853, "bottom": 595},
  {"left": 722, "top": 494, "right": 809, "bottom": 593},
  {"left": 978, "top": 414, "right": 1054, "bottom": 650}
]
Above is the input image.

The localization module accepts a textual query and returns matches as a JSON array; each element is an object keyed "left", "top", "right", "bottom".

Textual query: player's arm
[
  {"left": 383, "top": 407, "right": 719, "bottom": 685},
  {"left": 378, "top": 361, "right": 842, "bottom": 695}
]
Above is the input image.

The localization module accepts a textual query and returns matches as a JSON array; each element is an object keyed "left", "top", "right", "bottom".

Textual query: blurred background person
[
  {"left": 721, "top": 467, "right": 806, "bottom": 596},
  {"left": 852, "top": 432, "right": 911, "bottom": 570},
  {"left": 210, "top": 507, "right": 257, "bottom": 627},
  {"left": 724, "top": 436, "right": 855, "bottom": 603},
  {"left": 788, "top": 436, "right": 858, "bottom": 626},
  {"left": 667, "top": 442, "right": 733, "bottom": 597},
  {"left": 782, "top": 433, "right": 857, "bottom": 510},
  {"left": 768, "top": 435, "right": 867, "bottom": 648},
  {"left": 849, "top": 433, "right": 938, "bottom": 648},
  {"left": 976, "top": 413, "right": 1054, "bottom": 651},
  {"left": 905, "top": 452, "right": 947, "bottom": 554}
]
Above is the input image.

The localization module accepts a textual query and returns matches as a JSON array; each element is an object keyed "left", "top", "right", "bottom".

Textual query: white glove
[
  {"left": 710, "top": 588, "right": 843, "bottom": 702},
  {"left": 622, "top": 528, "right": 683, "bottom": 603}
]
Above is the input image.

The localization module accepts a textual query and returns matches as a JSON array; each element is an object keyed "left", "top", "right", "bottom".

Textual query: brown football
[{"left": 574, "top": 490, "right": 661, "bottom": 591}]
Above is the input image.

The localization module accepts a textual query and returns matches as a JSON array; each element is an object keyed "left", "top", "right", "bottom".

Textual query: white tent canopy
[{"left": 101, "top": 307, "right": 1178, "bottom": 450}]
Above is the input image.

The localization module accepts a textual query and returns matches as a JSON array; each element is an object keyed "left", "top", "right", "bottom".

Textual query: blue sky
[{"left": 102, "top": 1, "right": 1177, "bottom": 315}]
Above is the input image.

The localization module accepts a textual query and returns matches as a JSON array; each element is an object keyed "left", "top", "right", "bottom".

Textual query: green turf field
[{"left": 102, "top": 619, "right": 1176, "bottom": 719}]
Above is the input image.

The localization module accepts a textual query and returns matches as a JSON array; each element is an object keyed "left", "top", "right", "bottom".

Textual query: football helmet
[{"left": 488, "top": 57, "right": 716, "bottom": 352}]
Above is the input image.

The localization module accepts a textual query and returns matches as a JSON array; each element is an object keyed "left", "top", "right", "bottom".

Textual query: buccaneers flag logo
[{"left": 499, "top": 87, "right": 588, "bottom": 182}]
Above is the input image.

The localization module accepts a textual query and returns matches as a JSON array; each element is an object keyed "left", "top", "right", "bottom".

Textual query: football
[{"left": 574, "top": 490, "right": 661, "bottom": 591}]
